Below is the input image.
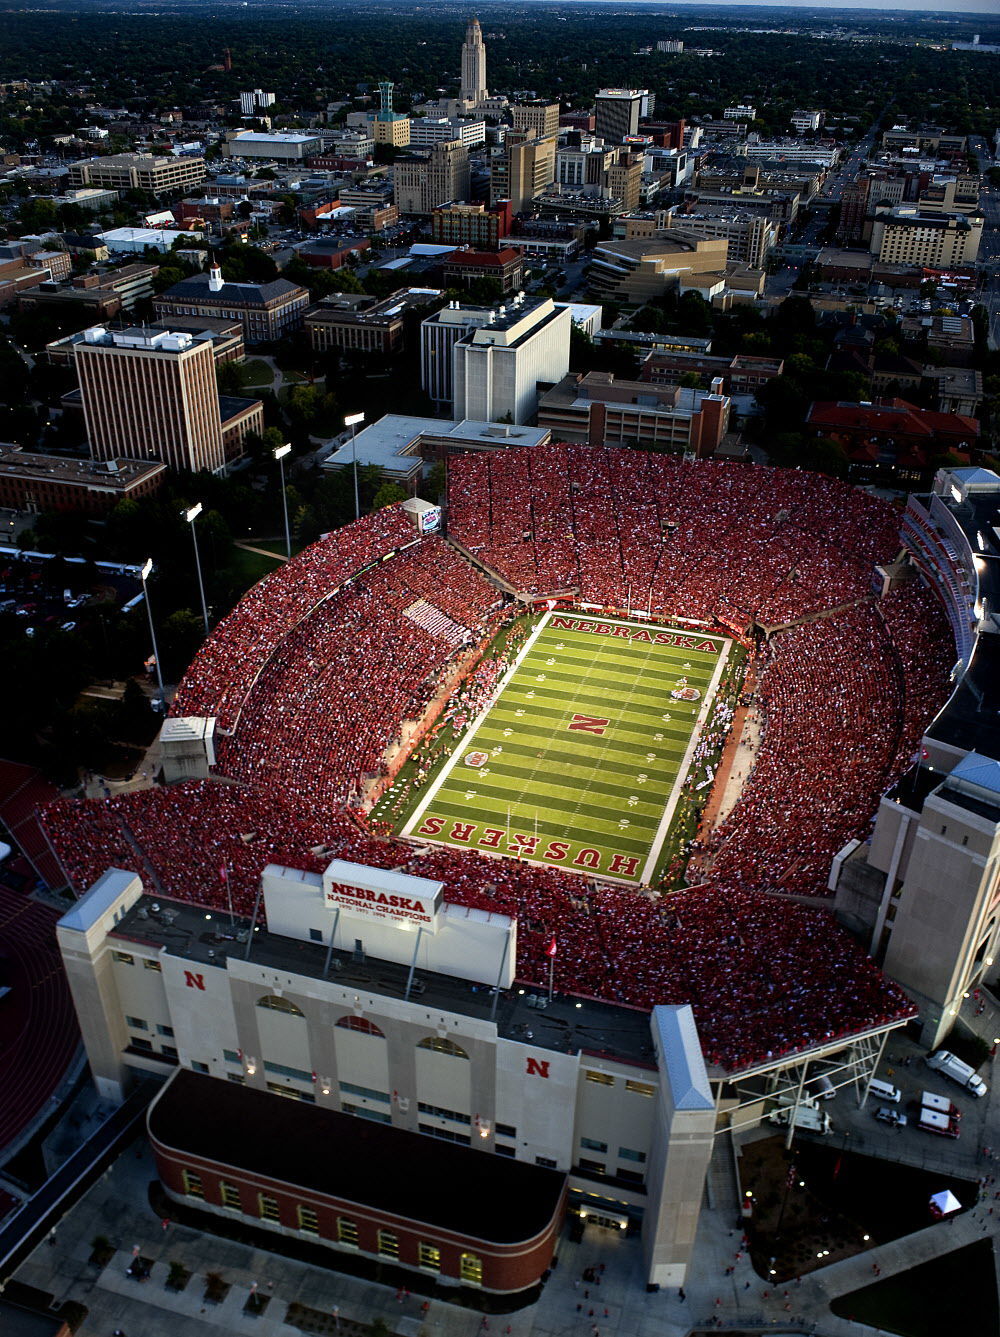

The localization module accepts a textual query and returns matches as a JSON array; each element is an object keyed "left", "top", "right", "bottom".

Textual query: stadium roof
[
  {"left": 948, "top": 753, "right": 1000, "bottom": 800},
  {"left": 150, "top": 1068, "right": 565, "bottom": 1244}
]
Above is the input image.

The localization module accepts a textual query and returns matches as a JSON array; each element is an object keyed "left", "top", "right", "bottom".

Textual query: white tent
[{"left": 929, "top": 1189, "right": 962, "bottom": 1217}]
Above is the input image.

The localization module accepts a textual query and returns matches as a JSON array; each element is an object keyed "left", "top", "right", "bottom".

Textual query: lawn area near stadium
[{"left": 400, "top": 612, "right": 731, "bottom": 884}]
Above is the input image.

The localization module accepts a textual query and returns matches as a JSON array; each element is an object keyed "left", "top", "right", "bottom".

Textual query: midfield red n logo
[{"left": 568, "top": 714, "right": 610, "bottom": 735}]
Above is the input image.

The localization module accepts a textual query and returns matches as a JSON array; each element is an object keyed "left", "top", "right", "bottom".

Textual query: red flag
[
  {"left": 546, "top": 936, "right": 558, "bottom": 958},
  {"left": 220, "top": 865, "right": 228, "bottom": 881}
]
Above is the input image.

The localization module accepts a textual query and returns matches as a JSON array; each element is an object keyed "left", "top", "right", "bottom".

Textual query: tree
[
  {"left": 799, "top": 435, "right": 848, "bottom": 478},
  {"left": 216, "top": 359, "right": 245, "bottom": 394},
  {"left": 425, "top": 461, "right": 447, "bottom": 501},
  {"left": 219, "top": 245, "right": 278, "bottom": 284},
  {"left": 371, "top": 481, "right": 408, "bottom": 510},
  {"left": 17, "top": 196, "right": 58, "bottom": 233},
  {"left": 160, "top": 608, "right": 205, "bottom": 679}
]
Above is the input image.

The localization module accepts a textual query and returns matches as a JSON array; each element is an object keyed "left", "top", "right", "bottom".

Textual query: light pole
[
  {"left": 140, "top": 559, "right": 166, "bottom": 711},
  {"left": 182, "top": 502, "right": 210, "bottom": 636},
  {"left": 273, "top": 442, "right": 292, "bottom": 558},
  {"left": 344, "top": 412, "right": 365, "bottom": 521}
]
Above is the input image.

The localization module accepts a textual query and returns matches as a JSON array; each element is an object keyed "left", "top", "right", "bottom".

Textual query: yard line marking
[{"left": 403, "top": 613, "right": 552, "bottom": 836}]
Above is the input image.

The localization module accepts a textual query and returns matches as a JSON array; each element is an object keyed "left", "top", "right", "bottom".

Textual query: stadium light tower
[
  {"left": 182, "top": 502, "right": 210, "bottom": 636},
  {"left": 140, "top": 558, "right": 166, "bottom": 711},
  {"left": 273, "top": 442, "right": 292, "bottom": 559},
  {"left": 344, "top": 412, "right": 365, "bottom": 521}
]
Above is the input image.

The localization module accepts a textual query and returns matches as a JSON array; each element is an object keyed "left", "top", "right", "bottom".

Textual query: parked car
[{"left": 874, "top": 1106, "right": 907, "bottom": 1128}]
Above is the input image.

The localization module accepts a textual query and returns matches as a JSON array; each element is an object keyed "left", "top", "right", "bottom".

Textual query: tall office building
[
  {"left": 594, "top": 89, "right": 652, "bottom": 143},
  {"left": 490, "top": 132, "right": 556, "bottom": 212},
  {"left": 394, "top": 139, "right": 471, "bottom": 215},
  {"left": 451, "top": 295, "right": 572, "bottom": 424},
  {"left": 868, "top": 206, "right": 982, "bottom": 268},
  {"left": 240, "top": 89, "right": 276, "bottom": 116},
  {"left": 74, "top": 325, "right": 227, "bottom": 474},
  {"left": 460, "top": 16, "right": 488, "bottom": 108},
  {"left": 373, "top": 80, "right": 411, "bottom": 148},
  {"left": 511, "top": 101, "right": 560, "bottom": 140}
]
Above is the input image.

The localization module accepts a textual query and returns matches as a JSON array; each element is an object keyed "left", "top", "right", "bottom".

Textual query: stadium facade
[
  {"left": 59, "top": 863, "right": 716, "bottom": 1291},
  {"left": 834, "top": 465, "right": 1000, "bottom": 1050}
]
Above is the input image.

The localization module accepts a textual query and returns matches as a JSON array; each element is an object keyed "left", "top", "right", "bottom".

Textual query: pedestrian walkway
[
  {"left": 235, "top": 539, "right": 290, "bottom": 563},
  {"left": 12, "top": 1118, "right": 1000, "bottom": 1337}
]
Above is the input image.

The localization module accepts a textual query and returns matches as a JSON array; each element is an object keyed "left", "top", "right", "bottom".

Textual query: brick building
[
  {"left": 151, "top": 1069, "right": 566, "bottom": 1296},
  {"left": 305, "top": 288, "right": 443, "bottom": 356},
  {"left": 431, "top": 200, "right": 513, "bottom": 251},
  {"left": 0, "top": 449, "right": 166, "bottom": 516},
  {"left": 537, "top": 371, "right": 730, "bottom": 456},
  {"left": 155, "top": 263, "right": 309, "bottom": 343},
  {"left": 442, "top": 247, "right": 525, "bottom": 296},
  {"left": 805, "top": 397, "right": 979, "bottom": 484}
]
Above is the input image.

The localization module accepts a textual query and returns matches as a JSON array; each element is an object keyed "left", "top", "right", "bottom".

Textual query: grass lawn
[
  {"left": 238, "top": 358, "right": 274, "bottom": 387},
  {"left": 225, "top": 546, "right": 285, "bottom": 587},
  {"left": 402, "top": 612, "right": 730, "bottom": 884},
  {"left": 249, "top": 538, "right": 306, "bottom": 559},
  {"left": 831, "top": 1240, "right": 998, "bottom": 1336}
]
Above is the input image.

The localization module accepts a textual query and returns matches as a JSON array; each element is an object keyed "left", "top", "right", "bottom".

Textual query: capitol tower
[{"left": 460, "top": 16, "right": 488, "bottom": 109}]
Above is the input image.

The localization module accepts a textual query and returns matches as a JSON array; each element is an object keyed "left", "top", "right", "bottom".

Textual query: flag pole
[
  {"left": 222, "top": 865, "right": 234, "bottom": 927},
  {"left": 548, "top": 951, "right": 555, "bottom": 1002}
]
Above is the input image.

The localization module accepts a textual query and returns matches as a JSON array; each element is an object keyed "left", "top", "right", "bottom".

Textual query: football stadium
[{"left": 45, "top": 444, "right": 1000, "bottom": 1295}]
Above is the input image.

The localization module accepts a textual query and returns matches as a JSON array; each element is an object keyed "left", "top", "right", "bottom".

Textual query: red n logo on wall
[
  {"left": 568, "top": 714, "right": 610, "bottom": 736},
  {"left": 184, "top": 971, "right": 206, "bottom": 991},
  {"left": 526, "top": 1057, "right": 550, "bottom": 1078}
]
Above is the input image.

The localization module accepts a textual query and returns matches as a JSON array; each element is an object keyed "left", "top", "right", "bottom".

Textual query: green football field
[{"left": 402, "top": 612, "right": 731, "bottom": 884}]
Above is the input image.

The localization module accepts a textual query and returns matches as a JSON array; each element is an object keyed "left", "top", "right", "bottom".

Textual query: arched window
[
  {"left": 336, "top": 1015, "right": 385, "bottom": 1037},
  {"left": 417, "top": 1036, "right": 469, "bottom": 1059},
  {"left": 256, "top": 995, "right": 304, "bottom": 1017}
]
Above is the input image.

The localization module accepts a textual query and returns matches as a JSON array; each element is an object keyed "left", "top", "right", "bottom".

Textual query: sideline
[{"left": 402, "top": 612, "right": 552, "bottom": 836}]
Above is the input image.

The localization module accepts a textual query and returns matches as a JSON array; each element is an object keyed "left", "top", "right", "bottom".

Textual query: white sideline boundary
[
  {"left": 402, "top": 611, "right": 732, "bottom": 886},
  {"left": 640, "top": 636, "right": 732, "bottom": 884},
  {"left": 403, "top": 612, "right": 554, "bottom": 836}
]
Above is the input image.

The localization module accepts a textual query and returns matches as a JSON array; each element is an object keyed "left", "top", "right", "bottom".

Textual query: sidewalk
[{"left": 14, "top": 1120, "right": 1000, "bottom": 1337}]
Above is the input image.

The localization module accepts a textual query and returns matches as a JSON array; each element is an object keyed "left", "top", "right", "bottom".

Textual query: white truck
[
  {"left": 768, "top": 1104, "right": 831, "bottom": 1135},
  {"left": 926, "top": 1050, "right": 988, "bottom": 1098}
]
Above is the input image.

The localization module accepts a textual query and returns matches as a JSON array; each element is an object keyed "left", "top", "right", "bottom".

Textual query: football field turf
[{"left": 402, "top": 612, "right": 731, "bottom": 884}]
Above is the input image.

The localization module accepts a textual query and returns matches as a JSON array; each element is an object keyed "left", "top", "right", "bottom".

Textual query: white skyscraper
[{"left": 460, "top": 16, "right": 488, "bottom": 109}]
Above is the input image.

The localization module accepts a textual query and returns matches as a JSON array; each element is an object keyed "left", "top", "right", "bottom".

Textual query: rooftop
[
  {"left": 0, "top": 449, "right": 165, "bottom": 490},
  {"left": 110, "top": 892, "right": 657, "bottom": 1066},
  {"left": 149, "top": 1068, "right": 566, "bottom": 1244},
  {"left": 307, "top": 287, "right": 442, "bottom": 324},
  {"left": 230, "top": 131, "right": 320, "bottom": 145},
  {"left": 160, "top": 273, "right": 307, "bottom": 307},
  {"left": 321, "top": 414, "right": 549, "bottom": 476}
]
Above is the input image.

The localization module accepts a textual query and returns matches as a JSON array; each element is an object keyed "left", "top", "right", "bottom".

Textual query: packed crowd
[
  {"left": 40, "top": 782, "right": 401, "bottom": 914},
  {"left": 401, "top": 845, "right": 914, "bottom": 1069},
  {"left": 449, "top": 445, "right": 901, "bottom": 625},
  {"left": 170, "top": 506, "right": 418, "bottom": 730},
  {"left": 213, "top": 537, "right": 502, "bottom": 816},
  {"left": 42, "top": 778, "right": 916, "bottom": 1067},
  {"left": 708, "top": 606, "right": 904, "bottom": 894},
  {"left": 40, "top": 456, "right": 959, "bottom": 1069}
]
